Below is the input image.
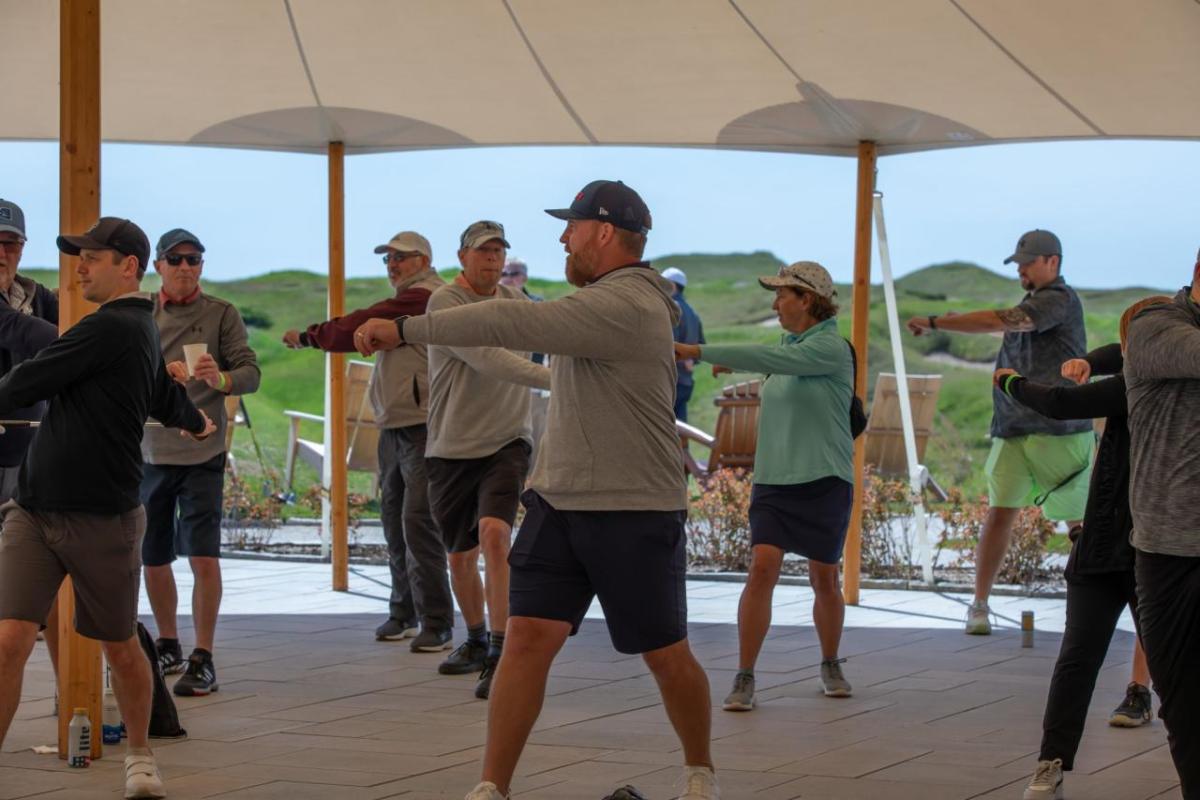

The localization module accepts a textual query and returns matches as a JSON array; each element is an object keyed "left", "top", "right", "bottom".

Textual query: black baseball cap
[
  {"left": 545, "top": 180, "right": 652, "bottom": 235},
  {"left": 156, "top": 228, "right": 206, "bottom": 260},
  {"left": 57, "top": 217, "right": 151, "bottom": 273}
]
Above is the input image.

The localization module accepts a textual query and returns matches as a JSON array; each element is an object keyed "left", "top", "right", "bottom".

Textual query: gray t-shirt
[{"left": 991, "top": 276, "right": 1091, "bottom": 438}]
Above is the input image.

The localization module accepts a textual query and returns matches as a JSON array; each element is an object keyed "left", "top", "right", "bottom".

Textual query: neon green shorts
[{"left": 984, "top": 431, "right": 1095, "bottom": 521}]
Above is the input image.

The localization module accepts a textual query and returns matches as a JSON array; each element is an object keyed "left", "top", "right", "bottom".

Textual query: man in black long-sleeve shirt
[{"left": 0, "top": 217, "right": 213, "bottom": 800}]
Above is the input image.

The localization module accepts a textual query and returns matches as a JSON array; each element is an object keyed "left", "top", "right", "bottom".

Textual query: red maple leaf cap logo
[{"left": 575, "top": 192, "right": 585, "bottom": 202}]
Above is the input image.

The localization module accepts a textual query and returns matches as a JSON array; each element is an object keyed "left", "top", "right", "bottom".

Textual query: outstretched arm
[{"left": 907, "top": 307, "right": 1033, "bottom": 337}]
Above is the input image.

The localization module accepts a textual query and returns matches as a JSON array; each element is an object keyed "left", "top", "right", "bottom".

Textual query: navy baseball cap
[
  {"left": 156, "top": 228, "right": 206, "bottom": 260},
  {"left": 57, "top": 217, "right": 151, "bottom": 273},
  {"left": 545, "top": 180, "right": 652, "bottom": 235}
]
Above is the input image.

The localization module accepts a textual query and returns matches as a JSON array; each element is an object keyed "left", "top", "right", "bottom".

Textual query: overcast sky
[{"left": 4, "top": 139, "right": 1197, "bottom": 289}]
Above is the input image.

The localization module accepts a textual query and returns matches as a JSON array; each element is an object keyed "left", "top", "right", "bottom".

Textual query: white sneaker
[
  {"left": 1023, "top": 758, "right": 1064, "bottom": 800},
  {"left": 965, "top": 600, "right": 992, "bottom": 635},
  {"left": 124, "top": 751, "right": 165, "bottom": 799},
  {"left": 677, "top": 765, "right": 719, "bottom": 799},
  {"left": 465, "top": 781, "right": 507, "bottom": 800}
]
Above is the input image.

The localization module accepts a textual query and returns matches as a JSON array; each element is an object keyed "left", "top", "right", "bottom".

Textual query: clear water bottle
[{"left": 67, "top": 708, "right": 91, "bottom": 767}]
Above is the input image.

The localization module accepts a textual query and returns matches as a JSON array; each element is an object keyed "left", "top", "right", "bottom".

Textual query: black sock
[
  {"left": 156, "top": 637, "right": 180, "bottom": 652},
  {"left": 191, "top": 648, "right": 213, "bottom": 661},
  {"left": 488, "top": 632, "right": 505, "bottom": 659},
  {"left": 467, "top": 623, "right": 487, "bottom": 645}
]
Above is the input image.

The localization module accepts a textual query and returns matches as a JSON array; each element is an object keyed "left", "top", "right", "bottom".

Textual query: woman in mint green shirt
[{"left": 675, "top": 261, "right": 855, "bottom": 709}]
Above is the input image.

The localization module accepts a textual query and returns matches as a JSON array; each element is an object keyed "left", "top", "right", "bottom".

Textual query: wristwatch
[
  {"left": 393, "top": 315, "right": 410, "bottom": 343},
  {"left": 928, "top": 315, "right": 938, "bottom": 330}
]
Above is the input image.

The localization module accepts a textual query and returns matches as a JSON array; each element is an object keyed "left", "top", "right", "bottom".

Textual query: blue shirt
[{"left": 672, "top": 291, "right": 705, "bottom": 387}]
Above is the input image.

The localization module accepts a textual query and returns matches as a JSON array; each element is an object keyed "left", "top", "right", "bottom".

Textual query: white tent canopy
[{"left": 5, "top": 0, "right": 1200, "bottom": 155}]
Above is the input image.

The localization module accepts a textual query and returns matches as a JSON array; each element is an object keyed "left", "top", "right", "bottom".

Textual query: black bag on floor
[
  {"left": 135, "top": 622, "right": 187, "bottom": 739},
  {"left": 602, "top": 788, "right": 649, "bottom": 800}
]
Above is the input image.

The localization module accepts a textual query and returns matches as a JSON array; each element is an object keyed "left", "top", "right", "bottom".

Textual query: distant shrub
[
  {"left": 686, "top": 468, "right": 753, "bottom": 571},
  {"left": 240, "top": 307, "right": 273, "bottom": 329}
]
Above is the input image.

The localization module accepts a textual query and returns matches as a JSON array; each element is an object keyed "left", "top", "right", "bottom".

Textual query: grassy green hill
[{"left": 23, "top": 258, "right": 1168, "bottom": 504}]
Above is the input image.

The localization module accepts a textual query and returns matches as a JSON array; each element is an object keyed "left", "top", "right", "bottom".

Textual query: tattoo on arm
[{"left": 996, "top": 307, "right": 1036, "bottom": 332}]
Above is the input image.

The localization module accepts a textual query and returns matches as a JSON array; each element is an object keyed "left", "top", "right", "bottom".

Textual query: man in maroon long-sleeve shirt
[{"left": 283, "top": 231, "right": 454, "bottom": 650}]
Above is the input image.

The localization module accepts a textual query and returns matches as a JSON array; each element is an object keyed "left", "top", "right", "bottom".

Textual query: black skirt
[{"left": 749, "top": 477, "right": 853, "bottom": 564}]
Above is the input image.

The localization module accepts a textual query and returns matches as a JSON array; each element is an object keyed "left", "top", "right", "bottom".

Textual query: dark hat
[
  {"left": 1004, "top": 229, "right": 1061, "bottom": 266},
  {"left": 57, "top": 217, "right": 151, "bottom": 273},
  {"left": 545, "top": 180, "right": 652, "bottom": 235},
  {"left": 0, "top": 199, "right": 26, "bottom": 238},
  {"left": 156, "top": 228, "right": 206, "bottom": 260}
]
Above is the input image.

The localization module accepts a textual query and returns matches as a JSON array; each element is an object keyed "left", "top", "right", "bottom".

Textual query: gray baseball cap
[
  {"left": 1004, "top": 229, "right": 1061, "bottom": 265},
  {"left": 156, "top": 228, "right": 206, "bottom": 260},
  {"left": 759, "top": 261, "right": 837, "bottom": 299},
  {"left": 0, "top": 199, "right": 26, "bottom": 238},
  {"left": 460, "top": 220, "right": 511, "bottom": 250}
]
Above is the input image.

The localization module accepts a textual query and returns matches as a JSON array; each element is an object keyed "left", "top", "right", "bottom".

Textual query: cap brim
[
  {"left": 544, "top": 208, "right": 585, "bottom": 221},
  {"left": 0, "top": 224, "right": 24, "bottom": 238},
  {"left": 1004, "top": 253, "right": 1037, "bottom": 265},
  {"left": 56, "top": 233, "right": 106, "bottom": 255},
  {"left": 372, "top": 244, "right": 392, "bottom": 254}
]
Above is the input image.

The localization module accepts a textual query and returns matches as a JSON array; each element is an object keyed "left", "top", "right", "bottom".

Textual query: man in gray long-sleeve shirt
[
  {"left": 140, "top": 229, "right": 261, "bottom": 697},
  {"left": 424, "top": 221, "right": 550, "bottom": 702},
  {"left": 354, "top": 182, "right": 717, "bottom": 800},
  {"left": 1123, "top": 247, "right": 1200, "bottom": 797}
]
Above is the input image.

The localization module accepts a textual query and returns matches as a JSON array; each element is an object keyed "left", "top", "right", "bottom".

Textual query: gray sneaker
[
  {"left": 1023, "top": 758, "right": 1063, "bottom": 800},
  {"left": 965, "top": 601, "right": 992, "bottom": 635},
  {"left": 722, "top": 672, "right": 755, "bottom": 711},
  {"left": 820, "top": 657, "right": 852, "bottom": 697},
  {"left": 375, "top": 617, "right": 419, "bottom": 641},
  {"left": 410, "top": 627, "right": 453, "bottom": 653},
  {"left": 465, "top": 781, "right": 507, "bottom": 800}
]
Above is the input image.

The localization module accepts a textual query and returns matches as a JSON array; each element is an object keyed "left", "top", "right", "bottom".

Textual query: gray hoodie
[
  {"left": 403, "top": 263, "right": 686, "bottom": 511},
  {"left": 1124, "top": 288, "right": 1200, "bottom": 557}
]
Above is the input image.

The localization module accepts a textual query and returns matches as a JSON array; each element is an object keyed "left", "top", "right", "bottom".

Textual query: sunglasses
[
  {"left": 164, "top": 254, "right": 202, "bottom": 267},
  {"left": 500, "top": 271, "right": 525, "bottom": 278},
  {"left": 382, "top": 252, "right": 422, "bottom": 265}
]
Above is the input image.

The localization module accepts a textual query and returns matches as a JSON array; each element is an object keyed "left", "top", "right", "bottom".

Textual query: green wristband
[{"left": 1002, "top": 374, "right": 1021, "bottom": 395}]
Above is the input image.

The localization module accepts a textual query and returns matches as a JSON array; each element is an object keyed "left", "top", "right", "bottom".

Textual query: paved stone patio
[{"left": 1, "top": 561, "right": 1179, "bottom": 799}]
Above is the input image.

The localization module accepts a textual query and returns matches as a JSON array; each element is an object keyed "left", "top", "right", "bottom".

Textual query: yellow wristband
[{"left": 217, "top": 372, "right": 229, "bottom": 392}]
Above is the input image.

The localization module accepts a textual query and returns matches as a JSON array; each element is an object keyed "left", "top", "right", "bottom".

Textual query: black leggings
[
  {"left": 1039, "top": 570, "right": 1137, "bottom": 770},
  {"left": 1136, "top": 550, "right": 1200, "bottom": 799}
]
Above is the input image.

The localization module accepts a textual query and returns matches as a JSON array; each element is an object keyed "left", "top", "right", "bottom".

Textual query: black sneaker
[
  {"left": 438, "top": 639, "right": 487, "bottom": 675},
  {"left": 410, "top": 627, "right": 453, "bottom": 653},
  {"left": 155, "top": 638, "right": 184, "bottom": 676},
  {"left": 474, "top": 656, "right": 498, "bottom": 700},
  {"left": 1109, "top": 682, "right": 1152, "bottom": 727},
  {"left": 173, "top": 651, "right": 219, "bottom": 697},
  {"left": 374, "top": 617, "right": 420, "bottom": 641}
]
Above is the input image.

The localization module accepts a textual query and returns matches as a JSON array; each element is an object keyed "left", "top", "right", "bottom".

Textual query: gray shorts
[{"left": 0, "top": 501, "right": 146, "bottom": 642}]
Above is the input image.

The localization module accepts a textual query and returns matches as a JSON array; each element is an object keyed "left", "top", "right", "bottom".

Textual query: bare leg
[
  {"left": 143, "top": 564, "right": 179, "bottom": 640},
  {"left": 808, "top": 560, "right": 845, "bottom": 660},
  {"left": 1132, "top": 637, "right": 1151, "bottom": 687},
  {"left": 736, "top": 545, "right": 783, "bottom": 671},
  {"left": 644, "top": 639, "right": 714, "bottom": 769},
  {"left": 188, "top": 557, "right": 222, "bottom": 653},
  {"left": 101, "top": 635, "right": 152, "bottom": 750},
  {"left": 477, "top": 518, "right": 510, "bottom": 634},
  {"left": 480, "top": 617, "right": 570, "bottom": 794},
  {"left": 448, "top": 548, "right": 485, "bottom": 629},
  {"left": 0, "top": 619, "right": 39, "bottom": 747},
  {"left": 974, "top": 506, "right": 1022, "bottom": 604}
]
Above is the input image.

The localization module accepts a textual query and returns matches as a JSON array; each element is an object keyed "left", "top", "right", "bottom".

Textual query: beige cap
[
  {"left": 758, "top": 261, "right": 837, "bottom": 299},
  {"left": 373, "top": 231, "right": 432, "bottom": 261}
]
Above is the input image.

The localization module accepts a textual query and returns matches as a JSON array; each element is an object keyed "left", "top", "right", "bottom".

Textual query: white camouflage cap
[{"left": 758, "top": 261, "right": 836, "bottom": 299}]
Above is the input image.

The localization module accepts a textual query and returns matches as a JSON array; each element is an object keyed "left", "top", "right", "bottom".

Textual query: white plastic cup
[{"left": 182, "top": 343, "right": 208, "bottom": 377}]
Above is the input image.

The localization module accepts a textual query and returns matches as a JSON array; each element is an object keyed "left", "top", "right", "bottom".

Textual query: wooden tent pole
[
  {"left": 328, "top": 142, "right": 349, "bottom": 591},
  {"left": 57, "top": 0, "right": 103, "bottom": 758},
  {"left": 843, "top": 141, "right": 877, "bottom": 607}
]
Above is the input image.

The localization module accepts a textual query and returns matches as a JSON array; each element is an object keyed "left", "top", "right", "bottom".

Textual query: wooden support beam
[
  {"left": 843, "top": 141, "right": 877, "bottom": 607},
  {"left": 328, "top": 142, "right": 349, "bottom": 591},
  {"left": 57, "top": 0, "right": 103, "bottom": 758}
]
